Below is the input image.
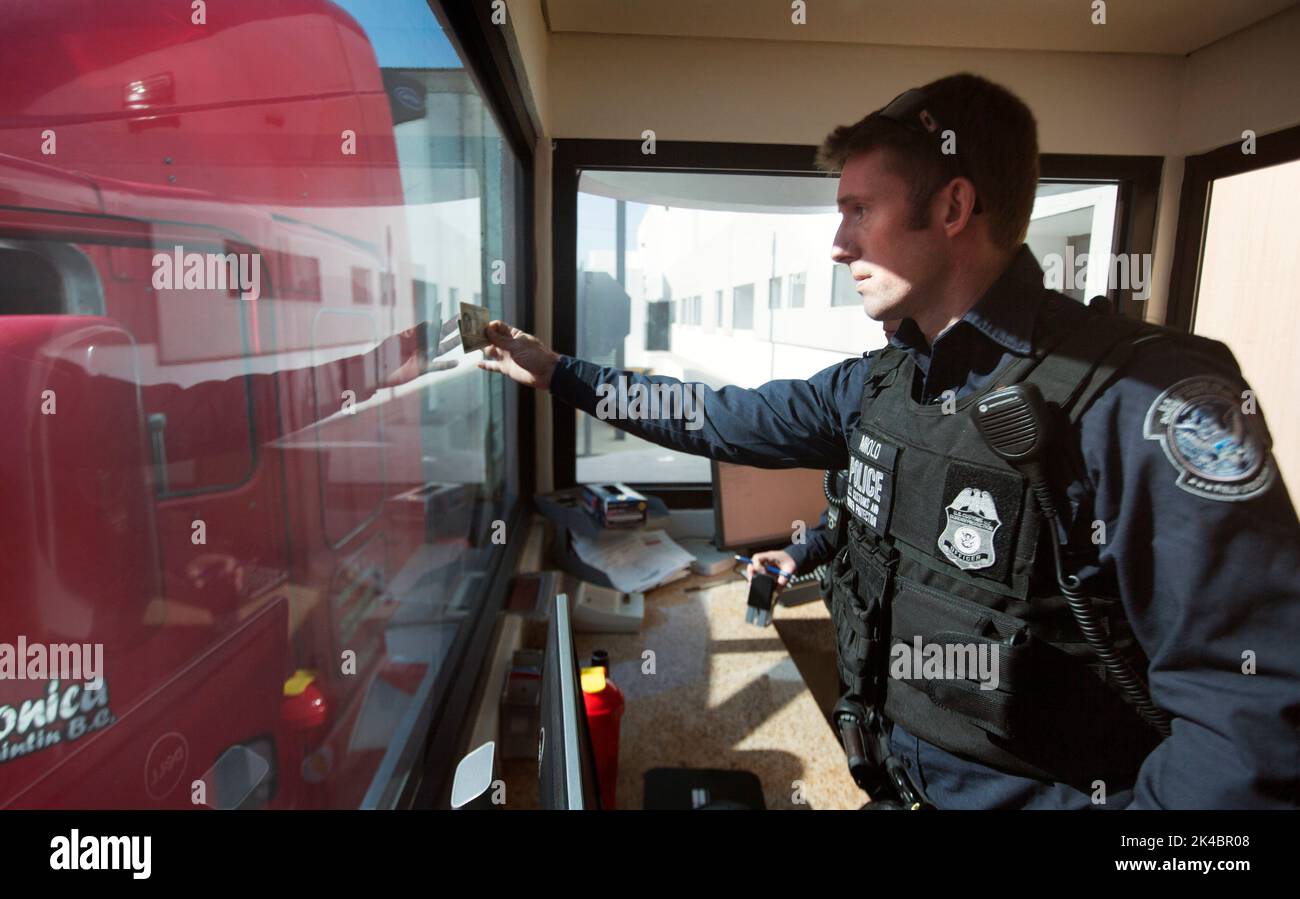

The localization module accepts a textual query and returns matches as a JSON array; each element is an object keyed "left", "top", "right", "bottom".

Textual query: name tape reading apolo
[{"left": 846, "top": 429, "right": 898, "bottom": 537}]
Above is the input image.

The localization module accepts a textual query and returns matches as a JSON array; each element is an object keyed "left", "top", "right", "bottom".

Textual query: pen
[{"left": 733, "top": 555, "right": 791, "bottom": 580}]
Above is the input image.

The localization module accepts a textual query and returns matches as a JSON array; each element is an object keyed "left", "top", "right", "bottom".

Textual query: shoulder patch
[{"left": 1143, "top": 375, "right": 1276, "bottom": 502}]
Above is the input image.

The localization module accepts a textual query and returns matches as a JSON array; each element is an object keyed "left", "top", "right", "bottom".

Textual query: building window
[
  {"left": 416, "top": 280, "right": 440, "bottom": 327},
  {"left": 789, "top": 271, "right": 806, "bottom": 308},
  {"left": 733, "top": 284, "right": 755, "bottom": 329},
  {"left": 563, "top": 159, "right": 1136, "bottom": 488},
  {"left": 831, "top": 265, "right": 861, "bottom": 306}
]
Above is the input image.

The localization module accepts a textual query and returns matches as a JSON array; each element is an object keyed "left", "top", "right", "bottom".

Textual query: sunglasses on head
[{"left": 872, "top": 88, "right": 983, "bottom": 214}]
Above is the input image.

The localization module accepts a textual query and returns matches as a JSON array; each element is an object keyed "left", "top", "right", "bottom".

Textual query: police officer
[{"left": 480, "top": 73, "right": 1300, "bottom": 810}]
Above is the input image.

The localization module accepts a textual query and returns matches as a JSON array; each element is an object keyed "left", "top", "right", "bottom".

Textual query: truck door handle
[{"left": 148, "top": 412, "right": 169, "bottom": 495}]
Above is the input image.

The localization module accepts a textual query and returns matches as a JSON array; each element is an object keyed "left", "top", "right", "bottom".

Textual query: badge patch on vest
[
  {"left": 933, "top": 462, "right": 1024, "bottom": 580},
  {"left": 938, "top": 487, "right": 1001, "bottom": 570},
  {"left": 1143, "top": 375, "right": 1276, "bottom": 502},
  {"left": 845, "top": 428, "right": 898, "bottom": 537}
]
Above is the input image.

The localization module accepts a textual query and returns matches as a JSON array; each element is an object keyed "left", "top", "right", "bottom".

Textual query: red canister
[{"left": 581, "top": 660, "right": 624, "bottom": 810}]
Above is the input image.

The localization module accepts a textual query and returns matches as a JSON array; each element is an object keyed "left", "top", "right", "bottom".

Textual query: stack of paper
[{"left": 569, "top": 528, "right": 696, "bottom": 594}]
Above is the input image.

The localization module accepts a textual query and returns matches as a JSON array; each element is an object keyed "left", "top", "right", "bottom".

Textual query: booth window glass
[{"left": 0, "top": 0, "right": 522, "bottom": 809}]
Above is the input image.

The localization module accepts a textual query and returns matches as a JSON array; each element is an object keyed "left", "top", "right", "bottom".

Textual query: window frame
[
  {"left": 553, "top": 140, "right": 1162, "bottom": 507},
  {"left": 1167, "top": 124, "right": 1300, "bottom": 333},
  {"left": 1037, "top": 153, "right": 1162, "bottom": 320},
  {"left": 392, "top": 0, "right": 537, "bottom": 811}
]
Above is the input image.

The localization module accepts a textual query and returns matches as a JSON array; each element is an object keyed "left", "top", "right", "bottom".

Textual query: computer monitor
[
  {"left": 538, "top": 592, "right": 601, "bottom": 809},
  {"left": 711, "top": 460, "right": 829, "bottom": 551}
]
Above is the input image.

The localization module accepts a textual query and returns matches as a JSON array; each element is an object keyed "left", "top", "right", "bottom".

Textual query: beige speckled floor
[{"left": 566, "top": 569, "right": 865, "bottom": 810}]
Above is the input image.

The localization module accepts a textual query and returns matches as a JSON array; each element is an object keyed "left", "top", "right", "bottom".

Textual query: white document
[{"left": 569, "top": 528, "right": 695, "bottom": 594}]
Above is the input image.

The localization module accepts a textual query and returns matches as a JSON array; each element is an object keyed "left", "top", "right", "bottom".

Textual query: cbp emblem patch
[
  {"left": 1143, "top": 376, "right": 1276, "bottom": 502},
  {"left": 938, "top": 487, "right": 1000, "bottom": 571}
]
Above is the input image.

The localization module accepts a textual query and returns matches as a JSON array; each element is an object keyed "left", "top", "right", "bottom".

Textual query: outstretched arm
[{"left": 477, "top": 320, "right": 865, "bottom": 471}]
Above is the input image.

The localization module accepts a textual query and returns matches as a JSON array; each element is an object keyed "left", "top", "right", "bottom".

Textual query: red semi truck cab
[{"left": 0, "top": 0, "right": 457, "bottom": 808}]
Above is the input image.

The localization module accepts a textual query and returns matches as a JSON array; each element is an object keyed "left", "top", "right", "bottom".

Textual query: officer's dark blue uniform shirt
[
  {"left": 784, "top": 511, "right": 836, "bottom": 576},
  {"left": 549, "top": 245, "right": 1300, "bottom": 809}
]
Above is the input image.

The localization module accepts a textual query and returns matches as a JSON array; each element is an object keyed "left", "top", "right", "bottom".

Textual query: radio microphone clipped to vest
[{"left": 972, "top": 383, "right": 1172, "bottom": 738}]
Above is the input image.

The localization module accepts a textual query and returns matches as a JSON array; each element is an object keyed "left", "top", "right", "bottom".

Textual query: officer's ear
[{"left": 937, "top": 176, "right": 980, "bottom": 237}]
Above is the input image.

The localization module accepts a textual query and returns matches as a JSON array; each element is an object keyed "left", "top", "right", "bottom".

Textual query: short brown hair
[{"left": 816, "top": 73, "right": 1039, "bottom": 249}]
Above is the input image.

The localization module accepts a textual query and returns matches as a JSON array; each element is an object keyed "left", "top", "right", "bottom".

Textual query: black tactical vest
[{"left": 830, "top": 298, "right": 1178, "bottom": 792}]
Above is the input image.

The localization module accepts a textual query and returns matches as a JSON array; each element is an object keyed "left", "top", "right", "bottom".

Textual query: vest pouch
[
  {"left": 887, "top": 576, "right": 1034, "bottom": 741},
  {"left": 831, "top": 544, "right": 892, "bottom": 700},
  {"left": 882, "top": 567, "right": 1162, "bottom": 786}
]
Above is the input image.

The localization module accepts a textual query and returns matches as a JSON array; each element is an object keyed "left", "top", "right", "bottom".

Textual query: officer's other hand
[
  {"left": 477, "top": 321, "right": 560, "bottom": 390},
  {"left": 746, "top": 550, "right": 796, "bottom": 589}
]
